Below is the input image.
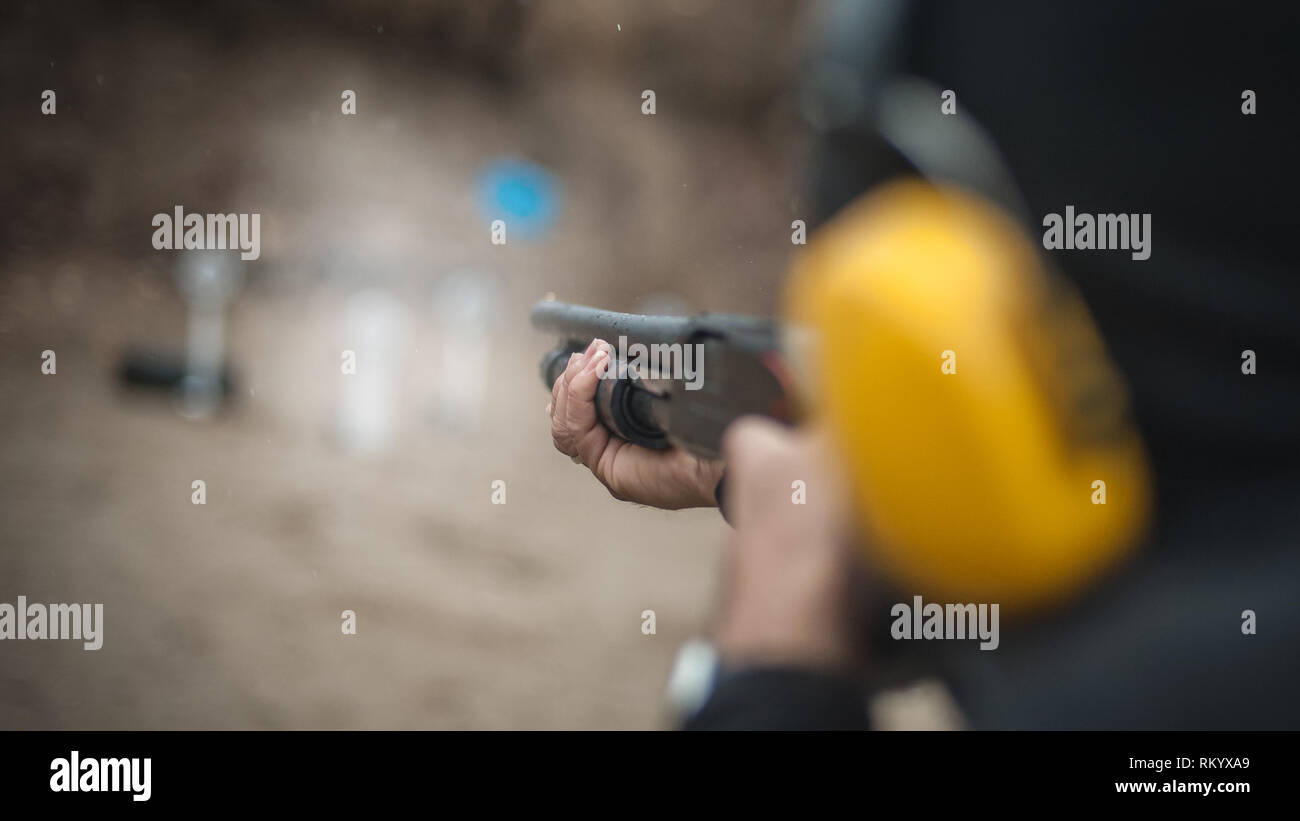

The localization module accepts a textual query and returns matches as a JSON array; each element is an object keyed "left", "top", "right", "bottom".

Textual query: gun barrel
[{"left": 530, "top": 301, "right": 693, "bottom": 348}]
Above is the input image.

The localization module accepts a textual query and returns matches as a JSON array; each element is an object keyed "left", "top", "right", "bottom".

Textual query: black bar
[{"left": 0, "top": 730, "right": 1283, "bottom": 807}]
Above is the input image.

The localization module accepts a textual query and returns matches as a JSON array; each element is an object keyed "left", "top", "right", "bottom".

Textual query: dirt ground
[
  {"left": 0, "top": 3, "right": 790, "bottom": 730},
  {"left": 0, "top": 2, "right": 958, "bottom": 730}
]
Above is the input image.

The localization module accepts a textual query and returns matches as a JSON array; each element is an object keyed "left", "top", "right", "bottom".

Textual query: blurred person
[{"left": 548, "top": 0, "right": 1300, "bottom": 729}]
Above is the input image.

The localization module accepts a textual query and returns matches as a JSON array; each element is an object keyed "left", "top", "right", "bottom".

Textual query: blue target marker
[{"left": 476, "top": 158, "right": 562, "bottom": 241}]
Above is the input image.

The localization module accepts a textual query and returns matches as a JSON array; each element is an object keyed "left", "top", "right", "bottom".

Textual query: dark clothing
[
  {"left": 690, "top": 0, "right": 1300, "bottom": 729},
  {"left": 904, "top": 1, "right": 1300, "bottom": 487},
  {"left": 685, "top": 668, "right": 870, "bottom": 731}
]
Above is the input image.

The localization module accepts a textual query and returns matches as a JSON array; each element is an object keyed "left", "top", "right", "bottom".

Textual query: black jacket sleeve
[{"left": 682, "top": 666, "right": 872, "bottom": 731}]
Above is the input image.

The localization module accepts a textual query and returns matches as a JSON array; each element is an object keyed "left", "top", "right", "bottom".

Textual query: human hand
[
  {"left": 712, "top": 417, "right": 865, "bottom": 671},
  {"left": 548, "top": 339, "right": 724, "bottom": 510}
]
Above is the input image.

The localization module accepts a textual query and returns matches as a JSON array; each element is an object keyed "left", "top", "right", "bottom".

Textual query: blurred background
[{"left": 0, "top": 0, "right": 841, "bottom": 729}]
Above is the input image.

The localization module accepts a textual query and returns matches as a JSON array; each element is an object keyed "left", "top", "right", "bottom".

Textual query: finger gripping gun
[{"left": 531, "top": 300, "right": 794, "bottom": 460}]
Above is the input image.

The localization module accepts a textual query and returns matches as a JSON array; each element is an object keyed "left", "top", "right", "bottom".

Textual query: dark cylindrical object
[
  {"left": 530, "top": 302, "right": 692, "bottom": 349},
  {"left": 540, "top": 342, "right": 584, "bottom": 390}
]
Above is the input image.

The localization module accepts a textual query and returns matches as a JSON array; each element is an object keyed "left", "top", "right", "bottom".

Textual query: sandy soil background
[{"left": 0, "top": 0, "right": 813, "bottom": 729}]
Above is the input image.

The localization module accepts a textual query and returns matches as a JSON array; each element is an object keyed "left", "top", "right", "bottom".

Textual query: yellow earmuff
[{"left": 785, "top": 179, "right": 1151, "bottom": 611}]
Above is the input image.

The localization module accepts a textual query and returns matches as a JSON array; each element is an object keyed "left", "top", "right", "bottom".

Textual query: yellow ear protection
[{"left": 784, "top": 79, "right": 1151, "bottom": 612}]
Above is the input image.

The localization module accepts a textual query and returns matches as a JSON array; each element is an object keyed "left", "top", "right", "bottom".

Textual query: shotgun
[{"left": 531, "top": 300, "right": 795, "bottom": 459}]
